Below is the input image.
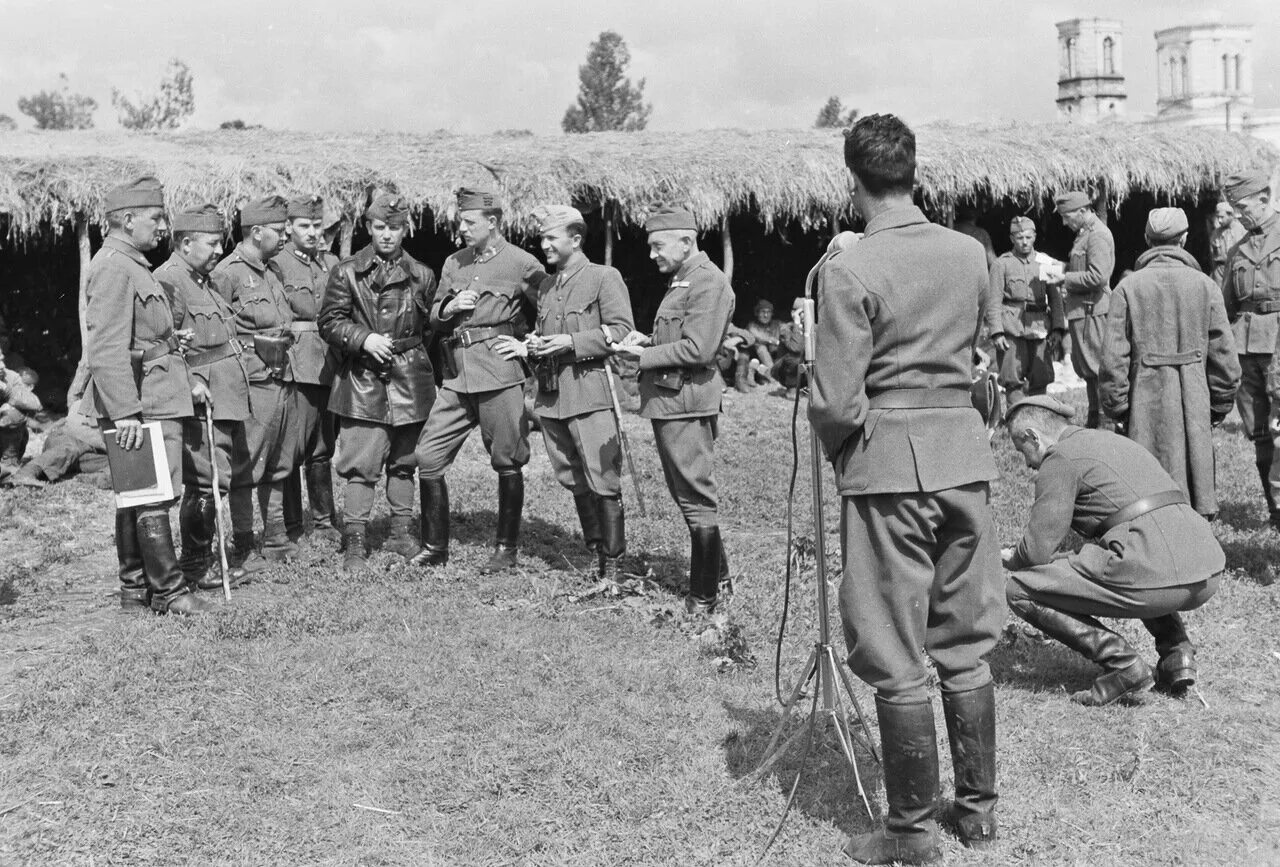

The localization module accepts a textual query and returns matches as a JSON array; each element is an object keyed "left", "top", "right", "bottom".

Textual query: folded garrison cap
[
  {"left": 287, "top": 194, "right": 324, "bottom": 220},
  {"left": 240, "top": 195, "right": 288, "bottom": 227},
  {"left": 533, "top": 204, "right": 584, "bottom": 234},
  {"left": 365, "top": 193, "right": 410, "bottom": 227},
  {"left": 171, "top": 204, "right": 224, "bottom": 233},
  {"left": 1004, "top": 395, "right": 1075, "bottom": 425},
  {"left": 644, "top": 205, "right": 697, "bottom": 233},
  {"left": 1009, "top": 216, "right": 1036, "bottom": 234},
  {"left": 1145, "top": 208, "right": 1189, "bottom": 243},
  {"left": 1224, "top": 169, "right": 1271, "bottom": 202},
  {"left": 104, "top": 176, "right": 165, "bottom": 212},
  {"left": 456, "top": 187, "right": 500, "bottom": 211},
  {"left": 1054, "top": 191, "right": 1091, "bottom": 214}
]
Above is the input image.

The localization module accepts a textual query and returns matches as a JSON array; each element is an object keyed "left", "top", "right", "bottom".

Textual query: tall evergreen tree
[{"left": 562, "top": 31, "right": 652, "bottom": 133}]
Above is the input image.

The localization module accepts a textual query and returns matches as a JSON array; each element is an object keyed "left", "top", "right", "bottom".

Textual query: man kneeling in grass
[{"left": 1002, "top": 396, "right": 1223, "bottom": 706}]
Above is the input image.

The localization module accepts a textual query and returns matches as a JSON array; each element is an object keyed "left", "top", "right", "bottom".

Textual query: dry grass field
[{"left": 2, "top": 387, "right": 1279, "bottom": 866}]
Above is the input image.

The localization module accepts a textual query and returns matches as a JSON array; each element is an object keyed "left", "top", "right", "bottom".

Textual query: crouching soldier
[
  {"left": 319, "top": 193, "right": 437, "bottom": 570},
  {"left": 494, "top": 205, "right": 635, "bottom": 581}
]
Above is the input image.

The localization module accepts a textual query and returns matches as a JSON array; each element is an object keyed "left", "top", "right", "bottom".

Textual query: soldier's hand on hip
[
  {"left": 493, "top": 336, "right": 528, "bottom": 360},
  {"left": 444, "top": 290, "right": 479, "bottom": 317},
  {"left": 114, "top": 418, "right": 144, "bottom": 451},
  {"left": 362, "top": 333, "right": 394, "bottom": 364}
]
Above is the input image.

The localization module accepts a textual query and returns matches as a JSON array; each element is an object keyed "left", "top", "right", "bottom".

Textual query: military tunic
[
  {"left": 809, "top": 205, "right": 1001, "bottom": 701},
  {"left": 531, "top": 257, "right": 635, "bottom": 496},
  {"left": 1099, "top": 246, "right": 1240, "bottom": 516},
  {"left": 636, "top": 251, "right": 734, "bottom": 529},
  {"left": 1005, "top": 427, "right": 1221, "bottom": 618},
  {"left": 988, "top": 250, "right": 1066, "bottom": 401},
  {"left": 1210, "top": 219, "right": 1246, "bottom": 286},
  {"left": 1062, "top": 217, "right": 1115, "bottom": 420},
  {"left": 277, "top": 240, "right": 338, "bottom": 470},
  {"left": 416, "top": 239, "right": 544, "bottom": 477}
]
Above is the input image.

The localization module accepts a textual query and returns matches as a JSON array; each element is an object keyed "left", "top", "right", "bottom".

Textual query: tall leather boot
[
  {"left": 480, "top": 471, "right": 523, "bottom": 574},
  {"left": 306, "top": 461, "right": 342, "bottom": 543},
  {"left": 342, "top": 524, "right": 368, "bottom": 572},
  {"left": 116, "top": 507, "right": 148, "bottom": 610},
  {"left": 939, "top": 683, "right": 998, "bottom": 849},
  {"left": 685, "top": 525, "right": 721, "bottom": 614},
  {"left": 283, "top": 467, "right": 305, "bottom": 542},
  {"left": 261, "top": 481, "right": 297, "bottom": 563},
  {"left": 409, "top": 477, "right": 450, "bottom": 567},
  {"left": 137, "top": 513, "right": 215, "bottom": 616},
  {"left": 598, "top": 494, "right": 625, "bottom": 584},
  {"left": 383, "top": 515, "right": 421, "bottom": 558},
  {"left": 844, "top": 697, "right": 942, "bottom": 865},
  {"left": 178, "top": 490, "right": 217, "bottom": 589},
  {"left": 1009, "top": 596, "right": 1153, "bottom": 706},
  {"left": 733, "top": 353, "right": 754, "bottom": 393},
  {"left": 1143, "top": 613, "right": 1196, "bottom": 693},
  {"left": 574, "top": 490, "right": 603, "bottom": 556},
  {"left": 1257, "top": 440, "right": 1280, "bottom": 529},
  {"left": 1084, "top": 379, "right": 1102, "bottom": 429},
  {"left": 231, "top": 531, "right": 269, "bottom": 578}
]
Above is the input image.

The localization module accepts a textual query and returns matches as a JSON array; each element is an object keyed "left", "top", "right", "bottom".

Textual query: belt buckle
[{"left": 457, "top": 330, "right": 474, "bottom": 348}]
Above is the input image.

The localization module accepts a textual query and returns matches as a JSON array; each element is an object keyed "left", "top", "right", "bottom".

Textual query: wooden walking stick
[
  {"left": 604, "top": 358, "right": 646, "bottom": 518},
  {"left": 205, "top": 406, "right": 232, "bottom": 601}
]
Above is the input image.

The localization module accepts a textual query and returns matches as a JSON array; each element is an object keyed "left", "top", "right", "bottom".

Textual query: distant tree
[
  {"left": 219, "top": 119, "right": 262, "bottom": 130},
  {"left": 562, "top": 31, "right": 651, "bottom": 133},
  {"left": 814, "top": 96, "right": 859, "bottom": 129},
  {"left": 112, "top": 58, "right": 194, "bottom": 131},
  {"left": 17, "top": 74, "right": 97, "bottom": 130},
  {"left": 0, "top": 114, "right": 16, "bottom": 132}
]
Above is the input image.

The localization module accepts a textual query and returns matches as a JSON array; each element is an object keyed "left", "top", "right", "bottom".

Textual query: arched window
[
  {"left": 1103, "top": 37, "right": 1115, "bottom": 75},
  {"left": 1169, "top": 58, "right": 1179, "bottom": 96},
  {"left": 1180, "top": 56, "right": 1189, "bottom": 96},
  {"left": 1235, "top": 54, "right": 1244, "bottom": 92},
  {"left": 1224, "top": 54, "right": 1232, "bottom": 90},
  {"left": 1066, "top": 38, "right": 1077, "bottom": 77}
]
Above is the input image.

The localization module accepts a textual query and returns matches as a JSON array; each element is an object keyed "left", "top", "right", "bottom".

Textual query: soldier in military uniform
[
  {"left": 1003, "top": 396, "right": 1223, "bottom": 705},
  {"left": 493, "top": 205, "right": 636, "bottom": 582},
  {"left": 987, "top": 216, "right": 1066, "bottom": 404},
  {"left": 1047, "top": 191, "right": 1115, "bottom": 428},
  {"left": 1220, "top": 170, "right": 1280, "bottom": 528},
  {"left": 82, "top": 177, "right": 214, "bottom": 616},
  {"left": 1209, "top": 200, "right": 1245, "bottom": 287},
  {"left": 809, "top": 115, "right": 1002, "bottom": 864},
  {"left": 612, "top": 206, "right": 734, "bottom": 615},
  {"left": 319, "top": 193, "right": 438, "bottom": 570},
  {"left": 413, "top": 188, "right": 544, "bottom": 573},
  {"left": 212, "top": 196, "right": 300, "bottom": 574},
  {"left": 157, "top": 205, "right": 252, "bottom": 590},
  {"left": 277, "top": 195, "right": 342, "bottom": 545}
]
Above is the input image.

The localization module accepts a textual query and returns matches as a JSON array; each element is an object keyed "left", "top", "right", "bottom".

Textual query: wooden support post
[
  {"left": 70, "top": 215, "right": 92, "bottom": 399},
  {"left": 1093, "top": 181, "right": 1108, "bottom": 224},
  {"left": 721, "top": 215, "right": 734, "bottom": 286},
  {"left": 340, "top": 219, "right": 354, "bottom": 259},
  {"left": 604, "top": 210, "right": 614, "bottom": 268},
  {"left": 831, "top": 210, "right": 841, "bottom": 234}
]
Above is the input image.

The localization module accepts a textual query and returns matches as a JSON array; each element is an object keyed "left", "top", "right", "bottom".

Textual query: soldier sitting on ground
[
  {"left": 0, "top": 341, "right": 42, "bottom": 478},
  {"left": 744, "top": 299, "right": 784, "bottom": 388}
]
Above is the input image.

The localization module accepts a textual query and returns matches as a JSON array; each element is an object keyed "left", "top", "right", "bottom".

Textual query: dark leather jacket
[{"left": 318, "top": 244, "right": 438, "bottom": 425}]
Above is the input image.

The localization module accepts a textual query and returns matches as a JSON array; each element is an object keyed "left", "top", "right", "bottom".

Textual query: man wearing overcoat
[{"left": 987, "top": 216, "right": 1066, "bottom": 403}]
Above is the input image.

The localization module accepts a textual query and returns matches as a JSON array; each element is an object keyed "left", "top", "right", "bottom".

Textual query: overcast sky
[{"left": 0, "top": 0, "right": 1275, "bottom": 133}]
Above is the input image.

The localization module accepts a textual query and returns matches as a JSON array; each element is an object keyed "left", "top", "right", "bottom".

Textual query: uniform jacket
[
  {"left": 277, "top": 240, "right": 339, "bottom": 386},
  {"left": 531, "top": 257, "right": 635, "bottom": 421},
  {"left": 1062, "top": 216, "right": 1115, "bottom": 321},
  {"left": 987, "top": 251, "right": 1066, "bottom": 339},
  {"left": 1210, "top": 220, "right": 1246, "bottom": 286},
  {"left": 431, "top": 239, "right": 545, "bottom": 394},
  {"left": 1099, "top": 246, "right": 1240, "bottom": 516},
  {"left": 1006, "top": 427, "right": 1224, "bottom": 587},
  {"left": 319, "top": 244, "right": 437, "bottom": 426},
  {"left": 809, "top": 205, "right": 999, "bottom": 496},
  {"left": 157, "top": 253, "right": 252, "bottom": 422},
  {"left": 81, "top": 236, "right": 194, "bottom": 421},
  {"left": 637, "top": 251, "right": 735, "bottom": 420},
  {"left": 211, "top": 243, "right": 295, "bottom": 384},
  {"left": 0, "top": 363, "right": 41, "bottom": 427},
  {"left": 1222, "top": 212, "right": 1280, "bottom": 355}
]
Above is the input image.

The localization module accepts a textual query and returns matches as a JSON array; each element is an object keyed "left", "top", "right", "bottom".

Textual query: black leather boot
[
  {"left": 179, "top": 490, "right": 220, "bottom": 589},
  {"left": 306, "top": 461, "right": 342, "bottom": 543},
  {"left": 283, "top": 467, "right": 305, "bottom": 542},
  {"left": 1257, "top": 446, "right": 1279, "bottom": 529},
  {"left": 480, "top": 471, "right": 522, "bottom": 574},
  {"left": 1084, "top": 379, "right": 1102, "bottom": 429},
  {"left": 1009, "top": 596, "right": 1153, "bottom": 705},
  {"left": 342, "top": 525, "right": 368, "bottom": 572},
  {"left": 685, "top": 526, "right": 721, "bottom": 614},
  {"left": 574, "top": 490, "right": 603, "bottom": 556},
  {"left": 231, "top": 530, "right": 269, "bottom": 578},
  {"left": 939, "top": 683, "right": 997, "bottom": 849},
  {"left": 598, "top": 494, "right": 625, "bottom": 584},
  {"left": 409, "top": 477, "right": 450, "bottom": 567},
  {"left": 137, "top": 514, "right": 216, "bottom": 616},
  {"left": 1143, "top": 613, "right": 1196, "bottom": 693},
  {"left": 261, "top": 520, "right": 297, "bottom": 563},
  {"left": 383, "top": 515, "right": 421, "bottom": 559},
  {"left": 844, "top": 697, "right": 942, "bottom": 865},
  {"left": 116, "top": 507, "right": 148, "bottom": 610}
]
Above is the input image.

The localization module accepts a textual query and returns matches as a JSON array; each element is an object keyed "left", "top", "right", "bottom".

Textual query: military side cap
[
  {"left": 1224, "top": 169, "right": 1271, "bottom": 202},
  {"left": 1054, "top": 191, "right": 1091, "bottom": 214},
  {"left": 366, "top": 193, "right": 410, "bottom": 226},
  {"left": 645, "top": 205, "right": 697, "bottom": 233},
  {"left": 532, "top": 204, "right": 584, "bottom": 234},
  {"left": 456, "top": 187, "right": 500, "bottom": 211},
  {"left": 104, "top": 175, "right": 165, "bottom": 212},
  {"left": 287, "top": 194, "right": 324, "bottom": 220},
  {"left": 1009, "top": 216, "right": 1035, "bottom": 234},
  {"left": 171, "top": 204, "right": 224, "bottom": 233},
  {"left": 753, "top": 298, "right": 774, "bottom": 313},
  {"left": 1004, "top": 394, "right": 1075, "bottom": 425},
  {"left": 1145, "top": 207, "right": 1189, "bottom": 243},
  {"left": 240, "top": 195, "right": 288, "bottom": 226}
]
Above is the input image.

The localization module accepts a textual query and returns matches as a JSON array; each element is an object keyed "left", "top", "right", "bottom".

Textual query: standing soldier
[
  {"left": 277, "top": 195, "right": 342, "bottom": 545},
  {"left": 413, "top": 188, "right": 544, "bottom": 572},
  {"left": 1099, "top": 208, "right": 1240, "bottom": 518},
  {"left": 1048, "top": 191, "right": 1115, "bottom": 429},
  {"left": 212, "top": 196, "right": 300, "bottom": 574},
  {"left": 809, "top": 116, "right": 1002, "bottom": 864},
  {"left": 319, "top": 193, "right": 437, "bottom": 570},
  {"left": 1220, "top": 170, "right": 1280, "bottom": 528},
  {"left": 987, "top": 216, "right": 1067, "bottom": 403},
  {"left": 83, "top": 176, "right": 214, "bottom": 615},
  {"left": 157, "top": 204, "right": 253, "bottom": 590},
  {"left": 493, "top": 205, "right": 636, "bottom": 581},
  {"left": 1209, "top": 200, "right": 1245, "bottom": 287},
  {"left": 612, "top": 206, "right": 734, "bottom": 615}
]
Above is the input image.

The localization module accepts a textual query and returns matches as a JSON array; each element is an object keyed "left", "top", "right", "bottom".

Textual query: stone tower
[
  {"left": 1056, "top": 18, "right": 1127, "bottom": 122},
  {"left": 1155, "top": 23, "right": 1254, "bottom": 131}
]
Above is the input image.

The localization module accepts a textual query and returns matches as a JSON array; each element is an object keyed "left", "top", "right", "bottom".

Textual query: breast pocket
[
  {"left": 1230, "top": 261, "right": 1253, "bottom": 302},
  {"left": 1264, "top": 253, "right": 1280, "bottom": 292},
  {"left": 653, "top": 313, "right": 684, "bottom": 345},
  {"left": 135, "top": 280, "right": 175, "bottom": 333},
  {"left": 236, "top": 294, "right": 277, "bottom": 330},
  {"left": 284, "top": 283, "right": 315, "bottom": 316},
  {"left": 1005, "top": 276, "right": 1032, "bottom": 303}
]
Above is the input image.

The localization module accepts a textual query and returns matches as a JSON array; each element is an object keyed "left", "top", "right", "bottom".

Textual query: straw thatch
[{"left": 0, "top": 122, "right": 1274, "bottom": 240}]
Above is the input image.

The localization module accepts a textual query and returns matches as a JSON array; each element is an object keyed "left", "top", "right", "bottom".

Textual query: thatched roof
[{"left": 0, "top": 123, "right": 1274, "bottom": 240}]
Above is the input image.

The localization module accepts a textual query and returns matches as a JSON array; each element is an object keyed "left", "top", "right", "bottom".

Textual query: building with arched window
[{"left": 1056, "top": 18, "right": 1127, "bottom": 122}]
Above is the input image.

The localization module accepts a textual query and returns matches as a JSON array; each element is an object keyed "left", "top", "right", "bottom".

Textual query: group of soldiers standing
[{"left": 81, "top": 178, "right": 736, "bottom": 618}]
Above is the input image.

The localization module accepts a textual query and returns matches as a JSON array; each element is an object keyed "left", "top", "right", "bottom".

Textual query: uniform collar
[
  {"left": 163, "top": 251, "right": 209, "bottom": 283},
  {"left": 862, "top": 205, "right": 929, "bottom": 238},
  {"left": 1134, "top": 245, "right": 1201, "bottom": 271},
  {"left": 554, "top": 254, "right": 589, "bottom": 284},
  {"left": 472, "top": 237, "right": 507, "bottom": 264},
  {"left": 353, "top": 243, "right": 406, "bottom": 274},
  {"left": 103, "top": 234, "right": 152, "bottom": 267},
  {"left": 674, "top": 250, "right": 710, "bottom": 282},
  {"left": 233, "top": 241, "right": 269, "bottom": 273},
  {"left": 284, "top": 240, "right": 321, "bottom": 264}
]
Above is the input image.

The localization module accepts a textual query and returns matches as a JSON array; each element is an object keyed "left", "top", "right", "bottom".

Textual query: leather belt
[
  {"left": 1238, "top": 299, "right": 1280, "bottom": 315},
  {"left": 867, "top": 388, "right": 974, "bottom": 410},
  {"left": 447, "top": 324, "right": 514, "bottom": 348},
  {"left": 1094, "top": 490, "right": 1186, "bottom": 537},
  {"left": 186, "top": 339, "right": 247, "bottom": 367},
  {"left": 138, "top": 333, "right": 181, "bottom": 362},
  {"left": 392, "top": 335, "right": 423, "bottom": 353},
  {"left": 289, "top": 321, "right": 320, "bottom": 333}
]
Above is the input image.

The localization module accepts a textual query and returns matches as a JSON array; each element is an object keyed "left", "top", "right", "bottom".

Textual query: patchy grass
[{"left": 1, "top": 388, "right": 1279, "bottom": 866}]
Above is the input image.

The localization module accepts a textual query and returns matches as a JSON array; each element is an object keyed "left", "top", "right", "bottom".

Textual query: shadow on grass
[
  {"left": 722, "top": 700, "right": 881, "bottom": 838},
  {"left": 988, "top": 633, "right": 1097, "bottom": 696}
]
